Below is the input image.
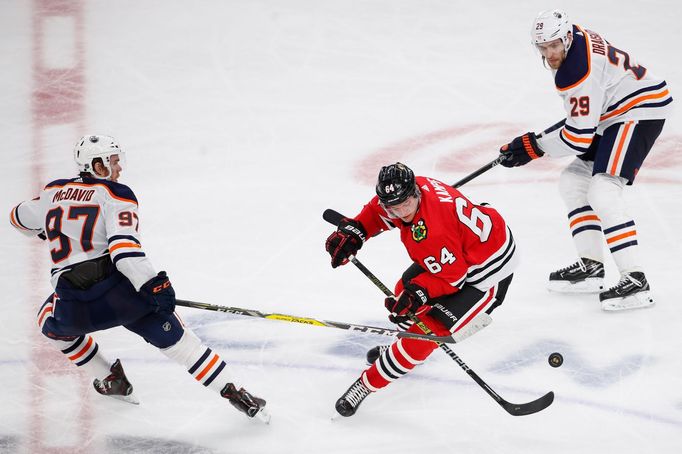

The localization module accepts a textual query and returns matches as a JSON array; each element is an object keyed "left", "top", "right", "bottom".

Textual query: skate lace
[
  {"left": 612, "top": 274, "right": 643, "bottom": 290},
  {"left": 557, "top": 260, "right": 586, "bottom": 273},
  {"left": 344, "top": 381, "right": 371, "bottom": 407}
]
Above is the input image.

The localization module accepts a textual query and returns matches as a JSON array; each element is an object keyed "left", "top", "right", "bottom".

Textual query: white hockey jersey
[
  {"left": 9, "top": 177, "right": 156, "bottom": 290},
  {"left": 537, "top": 25, "right": 673, "bottom": 157}
]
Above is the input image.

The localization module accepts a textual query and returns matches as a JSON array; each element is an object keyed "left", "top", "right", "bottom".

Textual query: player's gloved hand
[
  {"left": 325, "top": 218, "right": 367, "bottom": 268},
  {"left": 385, "top": 284, "right": 429, "bottom": 324},
  {"left": 499, "top": 132, "right": 544, "bottom": 168},
  {"left": 140, "top": 271, "right": 176, "bottom": 313}
]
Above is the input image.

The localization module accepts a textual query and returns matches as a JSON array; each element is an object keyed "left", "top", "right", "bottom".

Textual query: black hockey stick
[
  {"left": 453, "top": 118, "right": 567, "bottom": 188},
  {"left": 175, "top": 299, "right": 459, "bottom": 343},
  {"left": 323, "top": 208, "right": 554, "bottom": 416}
]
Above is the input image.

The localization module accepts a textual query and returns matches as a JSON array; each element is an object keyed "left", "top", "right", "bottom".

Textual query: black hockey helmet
[{"left": 375, "top": 162, "right": 418, "bottom": 206}]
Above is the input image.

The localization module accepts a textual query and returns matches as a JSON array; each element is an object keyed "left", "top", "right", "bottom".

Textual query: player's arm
[
  {"left": 325, "top": 197, "right": 394, "bottom": 268},
  {"left": 537, "top": 81, "right": 603, "bottom": 157},
  {"left": 104, "top": 197, "right": 157, "bottom": 291},
  {"left": 9, "top": 197, "right": 46, "bottom": 239}
]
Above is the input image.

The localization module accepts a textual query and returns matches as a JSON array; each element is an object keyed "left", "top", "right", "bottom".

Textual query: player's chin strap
[
  {"left": 174, "top": 299, "right": 459, "bottom": 344},
  {"left": 323, "top": 208, "right": 554, "bottom": 417}
]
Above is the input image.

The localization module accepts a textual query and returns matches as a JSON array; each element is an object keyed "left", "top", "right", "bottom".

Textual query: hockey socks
[{"left": 160, "top": 329, "right": 236, "bottom": 393}]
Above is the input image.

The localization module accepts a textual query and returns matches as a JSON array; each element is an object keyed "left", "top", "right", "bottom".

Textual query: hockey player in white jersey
[
  {"left": 498, "top": 10, "right": 672, "bottom": 311},
  {"left": 9, "top": 135, "right": 269, "bottom": 422}
]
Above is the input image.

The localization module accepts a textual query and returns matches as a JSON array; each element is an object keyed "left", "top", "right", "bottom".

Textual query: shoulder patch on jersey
[{"left": 555, "top": 25, "right": 590, "bottom": 91}]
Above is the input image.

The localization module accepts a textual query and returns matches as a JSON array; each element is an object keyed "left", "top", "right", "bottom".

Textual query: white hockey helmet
[
  {"left": 74, "top": 134, "right": 123, "bottom": 179},
  {"left": 531, "top": 9, "right": 572, "bottom": 53}
]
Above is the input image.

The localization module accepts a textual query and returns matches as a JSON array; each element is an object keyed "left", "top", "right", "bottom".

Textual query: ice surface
[{"left": 1, "top": 1, "right": 681, "bottom": 453}]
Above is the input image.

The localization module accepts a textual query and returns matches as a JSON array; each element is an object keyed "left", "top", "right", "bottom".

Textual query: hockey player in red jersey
[
  {"left": 499, "top": 10, "right": 671, "bottom": 311},
  {"left": 9, "top": 135, "right": 269, "bottom": 422},
  {"left": 324, "top": 162, "right": 517, "bottom": 416}
]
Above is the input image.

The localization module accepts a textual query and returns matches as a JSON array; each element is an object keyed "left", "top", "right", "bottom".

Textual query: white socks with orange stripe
[
  {"left": 50, "top": 334, "right": 113, "bottom": 380},
  {"left": 587, "top": 173, "right": 641, "bottom": 272},
  {"left": 559, "top": 159, "right": 604, "bottom": 262},
  {"left": 160, "top": 329, "right": 238, "bottom": 394}
]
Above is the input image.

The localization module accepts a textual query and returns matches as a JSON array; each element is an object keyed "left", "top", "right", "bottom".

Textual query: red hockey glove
[
  {"left": 325, "top": 218, "right": 367, "bottom": 268},
  {"left": 500, "top": 132, "right": 544, "bottom": 168},
  {"left": 385, "top": 284, "right": 429, "bottom": 324},
  {"left": 140, "top": 271, "right": 176, "bottom": 314}
]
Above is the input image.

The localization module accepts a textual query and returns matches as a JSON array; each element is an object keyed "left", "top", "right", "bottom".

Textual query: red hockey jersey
[{"left": 354, "top": 176, "right": 517, "bottom": 298}]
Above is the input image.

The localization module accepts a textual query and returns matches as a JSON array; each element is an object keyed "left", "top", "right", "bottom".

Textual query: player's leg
[
  {"left": 125, "top": 311, "right": 269, "bottom": 421},
  {"left": 549, "top": 152, "right": 606, "bottom": 293},
  {"left": 337, "top": 276, "right": 512, "bottom": 417},
  {"left": 589, "top": 119, "right": 663, "bottom": 311},
  {"left": 38, "top": 293, "right": 113, "bottom": 378}
]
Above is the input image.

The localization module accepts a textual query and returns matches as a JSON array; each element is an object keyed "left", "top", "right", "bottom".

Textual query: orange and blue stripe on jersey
[
  {"left": 601, "top": 81, "right": 672, "bottom": 122},
  {"left": 108, "top": 235, "right": 145, "bottom": 265},
  {"left": 559, "top": 124, "right": 596, "bottom": 153},
  {"left": 9, "top": 204, "right": 32, "bottom": 231}
]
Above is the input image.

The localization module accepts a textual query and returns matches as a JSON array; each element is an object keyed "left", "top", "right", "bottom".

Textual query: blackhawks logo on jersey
[{"left": 411, "top": 219, "right": 427, "bottom": 242}]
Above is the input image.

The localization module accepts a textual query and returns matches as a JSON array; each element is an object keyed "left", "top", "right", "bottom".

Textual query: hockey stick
[
  {"left": 452, "top": 118, "right": 566, "bottom": 188},
  {"left": 175, "top": 299, "right": 459, "bottom": 343},
  {"left": 323, "top": 208, "right": 554, "bottom": 416}
]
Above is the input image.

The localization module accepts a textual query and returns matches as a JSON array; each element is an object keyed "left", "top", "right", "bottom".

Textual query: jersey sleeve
[
  {"left": 9, "top": 197, "right": 45, "bottom": 238},
  {"left": 103, "top": 187, "right": 156, "bottom": 291},
  {"left": 538, "top": 76, "right": 604, "bottom": 157},
  {"left": 353, "top": 196, "right": 396, "bottom": 238}
]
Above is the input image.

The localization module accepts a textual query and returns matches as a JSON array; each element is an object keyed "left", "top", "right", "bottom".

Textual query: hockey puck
[{"left": 548, "top": 352, "right": 563, "bottom": 368}]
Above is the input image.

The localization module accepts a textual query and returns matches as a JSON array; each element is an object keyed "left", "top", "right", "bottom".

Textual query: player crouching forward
[
  {"left": 324, "top": 163, "right": 518, "bottom": 416},
  {"left": 499, "top": 10, "right": 669, "bottom": 311},
  {"left": 9, "top": 135, "right": 269, "bottom": 423}
]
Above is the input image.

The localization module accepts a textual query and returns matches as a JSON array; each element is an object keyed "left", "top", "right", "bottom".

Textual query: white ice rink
[{"left": 2, "top": 1, "right": 681, "bottom": 453}]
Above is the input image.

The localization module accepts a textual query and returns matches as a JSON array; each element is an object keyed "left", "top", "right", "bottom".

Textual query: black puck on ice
[{"left": 548, "top": 352, "right": 563, "bottom": 368}]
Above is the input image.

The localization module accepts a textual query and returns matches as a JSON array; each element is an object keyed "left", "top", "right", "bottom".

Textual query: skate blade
[
  {"left": 254, "top": 407, "right": 271, "bottom": 424},
  {"left": 107, "top": 392, "right": 140, "bottom": 405},
  {"left": 547, "top": 278, "right": 604, "bottom": 294},
  {"left": 601, "top": 291, "right": 655, "bottom": 312}
]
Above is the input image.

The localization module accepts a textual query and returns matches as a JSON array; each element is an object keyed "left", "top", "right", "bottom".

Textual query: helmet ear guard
[
  {"left": 375, "top": 162, "right": 418, "bottom": 207},
  {"left": 74, "top": 135, "right": 123, "bottom": 179}
]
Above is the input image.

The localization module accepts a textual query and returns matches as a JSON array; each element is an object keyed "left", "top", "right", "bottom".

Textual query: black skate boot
[
  {"left": 548, "top": 257, "right": 605, "bottom": 293},
  {"left": 599, "top": 271, "right": 654, "bottom": 311},
  {"left": 366, "top": 345, "right": 389, "bottom": 365},
  {"left": 93, "top": 359, "right": 139, "bottom": 405},
  {"left": 335, "top": 378, "right": 372, "bottom": 417},
  {"left": 221, "top": 383, "right": 270, "bottom": 423}
]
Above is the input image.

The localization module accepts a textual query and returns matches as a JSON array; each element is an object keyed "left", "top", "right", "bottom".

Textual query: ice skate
[
  {"left": 600, "top": 272, "right": 654, "bottom": 311},
  {"left": 221, "top": 383, "right": 270, "bottom": 423},
  {"left": 547, "top": 258, "right": 605, "bottom": 293},
  {"left": 93, "top": 359, "right": 140, "bottom": 405},
  {"left": 366, "top": 345, "right": 389, "bottom": 365},
  {"left": 335, "top": 378, "right": 372, "bottom": 417}
]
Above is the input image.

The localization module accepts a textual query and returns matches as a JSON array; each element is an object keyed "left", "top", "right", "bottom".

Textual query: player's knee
[
  {"left": 159, "top": 328, "right": 201, "bottom": 362},
  {"left": 587, "top": 173, "right": 626, "bottom": 215},
  {"left": 558, "top": 165, "right": 587, "bottom": 205}
]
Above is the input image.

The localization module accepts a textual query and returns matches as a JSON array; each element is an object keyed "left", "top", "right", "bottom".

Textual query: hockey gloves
[
  {"left": 500, "top": 132, "right": 544, "bottom": 168},
  {"left": 385, "top": 284, "right": 429, "bottom": 324},
  {"left": 140, "top": 271, "right": 176, "bottom": 314},
  {"left": 325, "top": 218, "right": 367, "bottom": 268}
]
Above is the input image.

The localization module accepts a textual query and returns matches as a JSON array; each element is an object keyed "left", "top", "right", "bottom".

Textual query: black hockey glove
[
  {"left": 325, "top": 218, "right": 367, "bottom": 268},
  {"left": 140, "top": 271, "right": 176, "bottom": 314},
  {"left": 385, "top": 284, "right": 429, "bottom": 324},
  {"left": 500, "top": 132, "right": 544, "bottom": 168}
]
